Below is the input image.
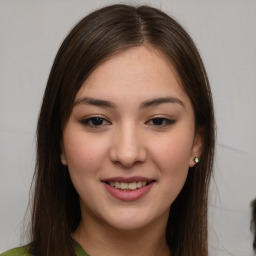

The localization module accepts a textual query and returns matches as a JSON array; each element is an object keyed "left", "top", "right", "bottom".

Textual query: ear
[
  {"left": 60, "top": 153, "right": 68, "bottom": 166},
  {"left": 60, "top": 142, "right": 68, "bottom": 166},
  {"left": 189, "top": 129, "right": 203, "bottom": 167}
]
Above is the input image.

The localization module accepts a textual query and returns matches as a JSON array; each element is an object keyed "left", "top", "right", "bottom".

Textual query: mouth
[
  {"left": 103, "top": 180, "right": 153, "bottom": 191},
  {"left": 102, "top": 177, "right": 155, "bottom": 201}
]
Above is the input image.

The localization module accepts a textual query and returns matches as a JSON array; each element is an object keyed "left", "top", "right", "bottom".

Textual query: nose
[{"left": 109, "top": 123, "right": 147, "bottom": 168}]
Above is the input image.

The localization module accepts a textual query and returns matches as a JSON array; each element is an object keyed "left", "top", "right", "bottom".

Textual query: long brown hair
[{"left": 29, "top": 4, "right": 215, "bottom": 256}]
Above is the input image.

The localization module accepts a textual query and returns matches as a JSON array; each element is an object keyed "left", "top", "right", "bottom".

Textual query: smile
[
  {"left": 102, "top": 177, "right": 155, "bottom": 201},
  {"left": 106, "top": 181, "right": 148, "bottom": 190}
]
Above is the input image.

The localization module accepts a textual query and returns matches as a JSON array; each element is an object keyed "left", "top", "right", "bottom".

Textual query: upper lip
[{"left": 102, "top": 176, "right": 154, "bottom": 183}]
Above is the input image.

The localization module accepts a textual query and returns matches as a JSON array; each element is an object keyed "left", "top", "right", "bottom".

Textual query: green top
[{"left": 0, "top": 242, "right": 89, "bottom": 256}]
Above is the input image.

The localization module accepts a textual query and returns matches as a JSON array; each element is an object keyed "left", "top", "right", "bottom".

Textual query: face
[{"left": 61, "top": 46, "right": 202, "bottom": 231}]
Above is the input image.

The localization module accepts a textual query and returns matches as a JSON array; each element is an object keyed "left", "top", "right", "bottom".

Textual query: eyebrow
[
  {"left": 73, "top": 97, "right": 116, "bottom": 108},
  {"left": 73, "top": 96, "right": 185, "bottom": 109},
  {"left": 139, "top": 97, "right": 185, "bottom": 109}
]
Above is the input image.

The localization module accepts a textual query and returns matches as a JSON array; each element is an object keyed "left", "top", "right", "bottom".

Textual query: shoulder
[
  {"left": 1, "top": 246, "right": 30, "bottom": 256},
  {"left": 1, "top": 244, "right": 88, "bottom": 256}
]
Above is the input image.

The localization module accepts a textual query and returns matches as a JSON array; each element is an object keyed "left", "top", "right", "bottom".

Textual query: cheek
[
  {"left": 149, "top": 132, "right": 193, "bottom": 181},
  {"left": 63, "top": 131, "right": 109, "bottom": 176},
  {"left": 151, "top": 135, "right": 193, "bottom": 205},
  {"left": 153, "top": 133, "right": 192, "bottom": 161},
  {"left": 63, "top": 131, "right": 110, "bottom": 202}
]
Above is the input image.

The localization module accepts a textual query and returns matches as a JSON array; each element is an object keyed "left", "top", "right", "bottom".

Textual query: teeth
[
  {"left": 121, "top": 182, "right": 128, "bottom": 189},
  {"left": 128, "top": 182, "right": 136, "bottom": 190},
  {"left": 137, "top": 181, "right": 142, "bottom": 188},
  {"left": 115, "top": 181, "right": 121, "bottom": 189},
  {"left": 109, "top": 181, "right": 149, "bottom": 190}
]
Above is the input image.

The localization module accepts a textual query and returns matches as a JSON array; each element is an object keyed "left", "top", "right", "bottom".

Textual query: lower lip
[{"left": 103, "top": 182, "right": 154, "bottom": 201}]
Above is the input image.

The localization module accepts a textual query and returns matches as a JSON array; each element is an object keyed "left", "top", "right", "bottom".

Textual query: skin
[{"left": 61, "top": 45, "right": 202, "bottom": 256}]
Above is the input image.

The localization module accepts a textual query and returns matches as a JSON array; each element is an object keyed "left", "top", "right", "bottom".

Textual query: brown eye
[
  {"left": 80, "top": 117, "right": 111, "bottom": 127},
  {"left": 147, "top": 118, "right": 175, "bottom": 126}
]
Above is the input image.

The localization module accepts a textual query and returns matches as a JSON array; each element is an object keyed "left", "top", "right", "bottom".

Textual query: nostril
[{"left": 110, "top": 151, "right": 147, "bottom": 168}]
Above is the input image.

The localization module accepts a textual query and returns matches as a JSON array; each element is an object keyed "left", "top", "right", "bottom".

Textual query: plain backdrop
[{"left": 0, "top": 1, "right": 256, "bottom": 255}]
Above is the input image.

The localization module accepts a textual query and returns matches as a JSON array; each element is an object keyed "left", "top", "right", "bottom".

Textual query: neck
[{"left": 72, "top": 211, "right": 170, "bottom": 256}]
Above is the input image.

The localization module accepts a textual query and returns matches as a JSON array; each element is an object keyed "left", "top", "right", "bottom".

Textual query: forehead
[{"left": 75, "top": 45, "right": 191, "bottom": 108}]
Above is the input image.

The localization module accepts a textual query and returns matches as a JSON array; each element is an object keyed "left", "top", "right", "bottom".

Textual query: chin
[
  {"left": 101, "top": 207, "right": 169, "bottom": 232},
  {"left": 107, "top": 218, "right": 152, "bottom": 232}
]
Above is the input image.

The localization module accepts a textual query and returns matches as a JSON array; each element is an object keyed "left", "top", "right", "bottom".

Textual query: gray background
[{"left": 0, "top": 0, "right": 255, "bottom": 255}]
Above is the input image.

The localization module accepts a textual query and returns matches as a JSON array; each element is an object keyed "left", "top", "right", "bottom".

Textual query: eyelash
[
  {"left": 146, "top": 117, "right": 175, "bottom": 127},
  {"left": 80, "top": 116, "right": 175, "bottom": 128},
  {"left": 80, "top": 117, "right": 111, "bottom": 128}
]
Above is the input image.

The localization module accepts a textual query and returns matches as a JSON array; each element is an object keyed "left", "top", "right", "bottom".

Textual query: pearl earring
[{"left": 193, "top": 157, "right": 199, "bottom": 164}]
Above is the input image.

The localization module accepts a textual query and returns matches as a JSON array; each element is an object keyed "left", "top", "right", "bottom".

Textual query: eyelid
[
  {"left": 145, "top": 116, "right": 176, "bottom": 127},
  {"left": 80, "top": 115, "right": 111, "bottom": 128}
]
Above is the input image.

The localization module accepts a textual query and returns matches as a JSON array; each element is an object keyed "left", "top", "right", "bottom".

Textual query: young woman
[{"left": 2, "top": 4, "right": 215, "bottom": 256}]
